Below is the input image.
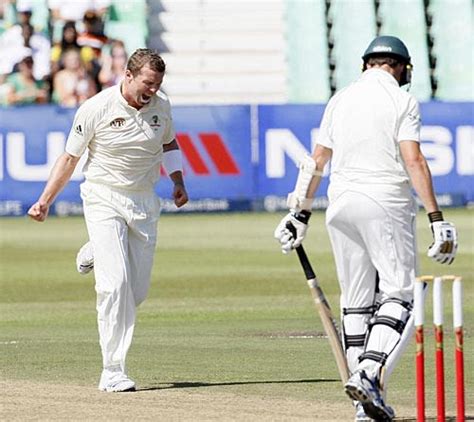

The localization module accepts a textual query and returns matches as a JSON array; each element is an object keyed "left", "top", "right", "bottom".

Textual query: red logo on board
[{"left": 163, "top": 133, "right": 240, "bottom": 175}]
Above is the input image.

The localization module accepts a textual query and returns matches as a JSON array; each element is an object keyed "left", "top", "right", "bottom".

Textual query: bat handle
[{"left": 285, "top": 221, "right": 316, "bottom": 281}]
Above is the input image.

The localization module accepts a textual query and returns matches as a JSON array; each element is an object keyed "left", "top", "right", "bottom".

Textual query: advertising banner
[
  {"left": 0, "top": 102, "right": 472, "bottom": 215},
  {"left": 0, "top": 105, "right": 253, "bottom": 215},
  {"left": 257, "top": 102, "right": 473, "bottom": 210}
]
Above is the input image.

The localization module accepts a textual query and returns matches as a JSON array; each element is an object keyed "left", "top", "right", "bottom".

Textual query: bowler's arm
[
  {"left": 163, "top": 139, "right": 188, "bottom": 208},
  {"left": 28, "top": 152, "right": 81, "bottom": 222}
]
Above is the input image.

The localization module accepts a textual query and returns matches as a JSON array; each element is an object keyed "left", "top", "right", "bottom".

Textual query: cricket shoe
[
  {"left": 76, "top": 241, "right": 94, "bottom": 274},
  {"left": 345, "top": 370, "right": 394, "bottom": 421},
  {"left": 355, "top": 402, "right": 373, "bottom": 421},
  {"left": 99, "top": 368, "right": 136, "bottom": 393}
]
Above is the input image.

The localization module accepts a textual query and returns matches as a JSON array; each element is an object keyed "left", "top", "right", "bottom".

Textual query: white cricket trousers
[
  {"left": 326, "top": 188, "right": 418, "bottom": 305},
  {"left": 80, "top": 181, "right": 161, "bottom": 372},
  {"left": 326, "top": 187, "right": 417, "bottom": 375}
]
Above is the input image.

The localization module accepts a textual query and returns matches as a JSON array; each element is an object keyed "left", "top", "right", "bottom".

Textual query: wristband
[
  {"left": 292, "top": 210, "right": 312, "bottom": 224},
  {"left": 163, "top": 149, "right": 183, "bottom": 175},
  {"left": 428, "top": 211, "right": 444, "bottom": 223}
]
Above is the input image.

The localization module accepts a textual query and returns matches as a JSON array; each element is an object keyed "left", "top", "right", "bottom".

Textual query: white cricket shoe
[
  {"left": 98, "top": 368, "right": 136, "bottom": 393},
  {"left": 76, "top": 242, "right": 94, "bottom": 275},
  {"left": 345, "top": 370, "right": 394, "bottom": 421}
]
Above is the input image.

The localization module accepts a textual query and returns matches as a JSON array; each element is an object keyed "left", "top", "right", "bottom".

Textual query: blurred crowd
[{"left": 0, "top": 0, "right": 129, "bottom": 107}]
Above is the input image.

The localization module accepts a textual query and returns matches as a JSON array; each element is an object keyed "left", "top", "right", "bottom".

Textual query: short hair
[
  {"left": 366, "top": 55, "right": 403, "bottom": 68},
  {"left": 127, "top": 49, "right": 165, "bottom": 76}
]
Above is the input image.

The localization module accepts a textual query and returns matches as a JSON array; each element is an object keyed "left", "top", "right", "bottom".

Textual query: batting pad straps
[
  {"left": 286, "top": 155, "right": 321, "bottom": 211},
  {"left": 369, "top": 298, "right": 411, "bottom": 334},
  {"left": 370, "top": 315, "right": 406, "bottom": 334},
  {"left": 343, "top": 306, "right": 377, "bottom": 316},
  {"left": 359, "top": 350, "right": 388, "bottom": 365},
  {"left": 341, "top": 306, "right": 374, "bottom": 351},
  {"left": 345, "top": 334, "right": 366, "bottom": 348},
  {"left": 163, "top": 149, "right": 183, "bottom": 175}
]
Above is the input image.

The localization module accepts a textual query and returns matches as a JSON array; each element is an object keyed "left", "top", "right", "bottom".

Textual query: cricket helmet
[
  {"left": 362, "top": 35, "right": 411, "bottom": 64},
  {"left": 362, "top": 35, "right": 412, "bottom": 86}
]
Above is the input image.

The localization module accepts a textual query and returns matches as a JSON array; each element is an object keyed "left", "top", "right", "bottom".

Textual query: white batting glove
[
  {"left": 274, "top": 211, "right": 311, "bottom": 254},
  {"left": 427, "top": 221, "right": 458, "bottom": 265}
]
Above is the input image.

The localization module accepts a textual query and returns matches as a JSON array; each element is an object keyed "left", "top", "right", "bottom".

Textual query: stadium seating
[
  {"left": 285, "top": 0, "right": 330, "bottom": 103},
  {"left": 148, "top": 0, "right": 288, "bottom": 104},
  {"left": 377, "top": 0, "right": 432, "bottom": 101},
  {"left": 330, "top": 0, "right": 377, "bottom": 90},
  {"left": 149, "top": 0, "right": 472, "bottom": 105},
  {"left": 104, "top": 0, "right": 148, "bottom": 54},
  {"left": 429, "top": 0, "right": 473, "bottom": 100},
  {"left": 330, "top": 0, "right": 375, "bottom": 89}
]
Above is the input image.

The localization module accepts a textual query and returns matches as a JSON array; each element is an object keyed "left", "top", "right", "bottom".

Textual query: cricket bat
[{"left": 286, "top": 222, "right": 349, "bottom": 384}]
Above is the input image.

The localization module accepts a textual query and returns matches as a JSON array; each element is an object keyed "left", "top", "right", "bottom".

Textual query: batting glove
[
  {"left": 274, "top": 210, "right": 311, "bottom": 254},
  {"left": 427, "top": 211, "right": 458, "bottom": 265}
]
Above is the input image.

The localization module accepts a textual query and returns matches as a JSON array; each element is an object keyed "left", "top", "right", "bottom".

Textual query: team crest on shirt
[
  {"left": 150, "top": 115, "right": 161, "bottom": 129},
  {"left": 110, "top": 117, "right": 126, "bottom": 128},
  {"left": 408, "top": 113, "right": 420, "bottom": 123}
]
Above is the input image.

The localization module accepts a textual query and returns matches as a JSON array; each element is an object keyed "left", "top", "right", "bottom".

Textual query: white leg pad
[
  {"left": 358, "top": 298, "right": 411, "bottom": 382},
  {"left": 342, "top": 306, "right": 375, "bottom": 374}
]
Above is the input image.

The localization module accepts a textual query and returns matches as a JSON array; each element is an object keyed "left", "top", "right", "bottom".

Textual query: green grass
[{"left": 0, "top": 210, "right": 472, "bottom": 415}]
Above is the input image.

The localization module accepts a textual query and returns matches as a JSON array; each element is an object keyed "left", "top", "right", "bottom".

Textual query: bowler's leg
[{"left": 81, "top": 182, "right": 137, "bottom": 391}]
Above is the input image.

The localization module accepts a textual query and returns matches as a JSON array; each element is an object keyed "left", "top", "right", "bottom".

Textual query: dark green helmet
[{"left": 362, "top": 35, "right": 411, "bottom": 64}]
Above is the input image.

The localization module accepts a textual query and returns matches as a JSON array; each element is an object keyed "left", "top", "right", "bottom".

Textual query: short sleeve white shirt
[
  {"left": 66, "top": 85, "right": 176, "bottom": 191},
  {"left": 317, "top": 68, "right": 421, "bottom": 193}
]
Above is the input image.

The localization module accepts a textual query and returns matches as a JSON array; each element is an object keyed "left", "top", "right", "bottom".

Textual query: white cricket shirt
[
  {"left": 317, "top": 68, "right": 421, "bottom": 197},
  {"left": 66, "top": 85, "right": 176, "bottom": 191}
]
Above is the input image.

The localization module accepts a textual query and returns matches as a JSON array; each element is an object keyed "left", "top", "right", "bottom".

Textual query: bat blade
[{"left": 308, "top": 278, "right": 349, "bottom": 384}]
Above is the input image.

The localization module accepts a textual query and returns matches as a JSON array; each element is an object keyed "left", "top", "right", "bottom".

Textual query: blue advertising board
[
  {"left": 0, "top": 105, "right": 253, "bottom": 215},
  {"left": 257, "top": 102, "right": 474, "bottom": 209},
  {"left": 0, "top": 102, "right": 472, "bottom": 215}
]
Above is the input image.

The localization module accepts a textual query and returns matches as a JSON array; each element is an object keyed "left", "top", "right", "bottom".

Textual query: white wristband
[{"left": 163, "top": 149, "right": 183, "bottom": 175}]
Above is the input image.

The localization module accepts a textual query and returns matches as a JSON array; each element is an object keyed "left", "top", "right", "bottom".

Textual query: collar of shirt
[{"left": 360, "top": 68, "right": 399, "bottom": 86}]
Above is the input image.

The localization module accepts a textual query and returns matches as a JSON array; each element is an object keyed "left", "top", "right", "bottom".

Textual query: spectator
[
  {"left": 53, "top": 48, "right": 96, "bottom": 106},
  {"left": 77, "top": 9, "right": 107, "bottom": 53},
  {"left": 0, "top": 0, "right": 32, "bottom": 30},
  {"left": 4, "top": 55, "right": 48, "bottom": 105},
  {"left": 15, "top": 0, "right": 49, "bottom": 36},
  {"left": 76, "top": 10, "right": 108, "bottom": 91},
  {"left": 0, "top": 20, "right": 50, "bottom": 80},
  {"left": 50, "top": 20, "right": 95, "bottom": 74},
  {"left": 19, "top": 21, "right": 50, "bottom": 79},
  {"left": 14, "top": 1, "right": 33, "bottom": 25},
  {"left": 98, "top": 39, "right": 127, "bottom": 88},
  {"left": 48, "top": 0, "right": 111, "bottom": 42}
]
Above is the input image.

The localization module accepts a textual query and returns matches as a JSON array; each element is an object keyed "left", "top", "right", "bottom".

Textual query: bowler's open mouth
[{"left": 140, "top": 94, "right": 151, "bottom": 104}]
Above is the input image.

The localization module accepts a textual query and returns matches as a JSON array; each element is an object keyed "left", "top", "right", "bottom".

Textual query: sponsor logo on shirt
[
  {"left": 150, "top": 115, "right": 161, "bottom": 129},
  {"left": 74, "top": 124, "right": 83, "bottom": 135},
  {"left": 110, "top": 118, "right": 126, "bottom": 128}
]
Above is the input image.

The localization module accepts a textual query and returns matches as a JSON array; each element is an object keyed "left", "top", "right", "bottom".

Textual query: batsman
[{"left": 274, "top": 35, "right": 458, "bottom": 421}]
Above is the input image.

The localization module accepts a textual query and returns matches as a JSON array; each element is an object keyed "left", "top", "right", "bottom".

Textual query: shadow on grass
[{"left": 138, "top": 378, "right": 339, "bottom": 391}]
